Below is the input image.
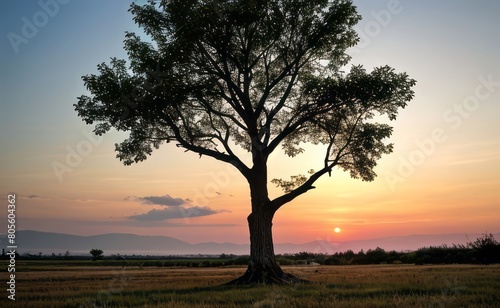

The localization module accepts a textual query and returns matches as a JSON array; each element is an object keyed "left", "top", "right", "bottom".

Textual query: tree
[
  {"left": 64, "top": 250, "right": 71, "bottom": 260},
  {"left": 468, "top": 233, "right": 500, "bottom": 264},
  {"left": 75, "top": 0, "right": 416, "bottom": 284},
  {"left": 366, "top": 247, "right": 387, "bottom": 264},
  {"left": 90, "top": 249, "right": 104, "bottom": 261}
]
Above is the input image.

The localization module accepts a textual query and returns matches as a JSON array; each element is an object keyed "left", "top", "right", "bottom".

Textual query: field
[{"left": 3, "top": 261, "right": 500, "bottom": 307}]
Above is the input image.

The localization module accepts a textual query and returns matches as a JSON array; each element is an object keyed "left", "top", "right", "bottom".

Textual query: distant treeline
[
  {"left": 4, "top": 233, "right": 499, "bottom": 267},
  {"left": 283, "top": 233, "right": 500, "bottom": 266}
]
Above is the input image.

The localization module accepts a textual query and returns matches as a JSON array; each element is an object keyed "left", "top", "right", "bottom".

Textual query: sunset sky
[{"left": 1, "top": 0, "right": 499, "bottom": 248}]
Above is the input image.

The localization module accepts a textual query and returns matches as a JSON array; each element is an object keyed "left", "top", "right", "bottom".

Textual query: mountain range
[{"left": 2, "top": 230, "right": 497, "bottom": 256}]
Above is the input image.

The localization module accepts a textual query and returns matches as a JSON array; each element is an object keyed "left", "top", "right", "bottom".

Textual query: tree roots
[{"left": 226, "top": 267, "right": 308, "bottom": 285}]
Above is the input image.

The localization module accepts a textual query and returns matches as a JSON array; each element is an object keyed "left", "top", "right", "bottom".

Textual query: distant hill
[
  {"left": 1, "top": 230, "right": 498, "bottom": 256},
  {"left": 1, "top": 230, "right": 248, "bottom": 255}
]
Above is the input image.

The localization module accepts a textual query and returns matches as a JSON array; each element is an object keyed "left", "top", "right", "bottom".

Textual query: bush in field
[
  {"left": 64, "top": 251, "right": 72, "bottom": 260},
  {"left": 365, "top": 247, "right": 387, "bottom": 264},
  {"left": 468, "top": 233, "right": 500, "bottom": 264},
  {"left": 276, "top": 257, "right": 297, "bottom": 266},
  {"left": 323, "top": 256, "right": 341, "bottom": 265},
  {"left": 90, "top": 248, "right": 104, "bottom": 261}
]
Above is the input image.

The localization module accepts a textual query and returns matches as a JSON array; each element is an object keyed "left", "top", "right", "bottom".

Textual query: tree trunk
[
  {"left": 226, "top": 140, "right": 306, "bottom": 285},
  {"left": 226, "top": 201, "right": 305, "bottom": 285}
]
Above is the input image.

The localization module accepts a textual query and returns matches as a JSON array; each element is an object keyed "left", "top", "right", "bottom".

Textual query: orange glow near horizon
[{"left": 8, "top": 139, "right": 500, "bottom": 245}]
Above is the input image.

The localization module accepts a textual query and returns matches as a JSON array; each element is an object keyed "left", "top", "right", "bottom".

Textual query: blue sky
[{"left": 1, "top": 1, "right": 499, "bottom": 246}]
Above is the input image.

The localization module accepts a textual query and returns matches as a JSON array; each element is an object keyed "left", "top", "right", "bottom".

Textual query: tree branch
[{"left": 161, "top": 108, "right": 251, "bottom": 177}]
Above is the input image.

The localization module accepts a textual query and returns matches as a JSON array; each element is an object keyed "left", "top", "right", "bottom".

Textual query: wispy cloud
[
  {"left": 443, "top": 154, "right": 500, "bottom": 166},
  {"left": 440, "top": 141, "right": 500, "bottom": 166}
]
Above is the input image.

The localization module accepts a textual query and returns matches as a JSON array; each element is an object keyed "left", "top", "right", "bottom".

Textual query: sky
[{"left": 1, "top": 0, "right": 499, "bottom": 249}]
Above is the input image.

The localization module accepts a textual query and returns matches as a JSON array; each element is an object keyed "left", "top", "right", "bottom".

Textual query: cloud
[
  {"left": 127, "top": 194, "right": 188, "bottom": 206},
  {"left": 127, "top": 193, "right": 231, "bottom": 222},
  {"left": 128, "top": 206, "right": 228, "bottom": 221}
]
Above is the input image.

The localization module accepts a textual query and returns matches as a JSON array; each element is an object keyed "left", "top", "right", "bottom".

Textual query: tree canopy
[
  {"left": 89, "top": 248, "right": 104, "bottom": 261},
  {"left": 76, "top": 0, "right": 414, "bottom": 189},
  {"left": 75, "top": 0, "right": 416, "bottom": 284}
]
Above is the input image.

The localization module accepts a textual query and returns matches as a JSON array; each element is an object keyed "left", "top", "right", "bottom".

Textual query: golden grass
[{"left": 5, "top": 262, "right": 500, "bottom": 307}]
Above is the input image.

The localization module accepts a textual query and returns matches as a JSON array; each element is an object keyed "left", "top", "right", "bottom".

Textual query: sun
[{"left": 334, "top": 227, "right": 341, "bottom": 233}]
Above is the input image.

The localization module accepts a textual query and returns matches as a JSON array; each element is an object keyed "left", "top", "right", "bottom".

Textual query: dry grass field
[{"left": 4, "top": 262, "right": 500, "bottom": 307}]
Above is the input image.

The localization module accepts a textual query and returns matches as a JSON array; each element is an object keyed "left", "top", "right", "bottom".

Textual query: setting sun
[{"left": 334, "top": 227, "right": 341, "bottom": 233}]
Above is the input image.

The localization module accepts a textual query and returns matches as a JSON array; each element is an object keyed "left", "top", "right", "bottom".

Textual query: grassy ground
[{"left": 3, "top": 262, "right": 500, "bottom": 307}]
